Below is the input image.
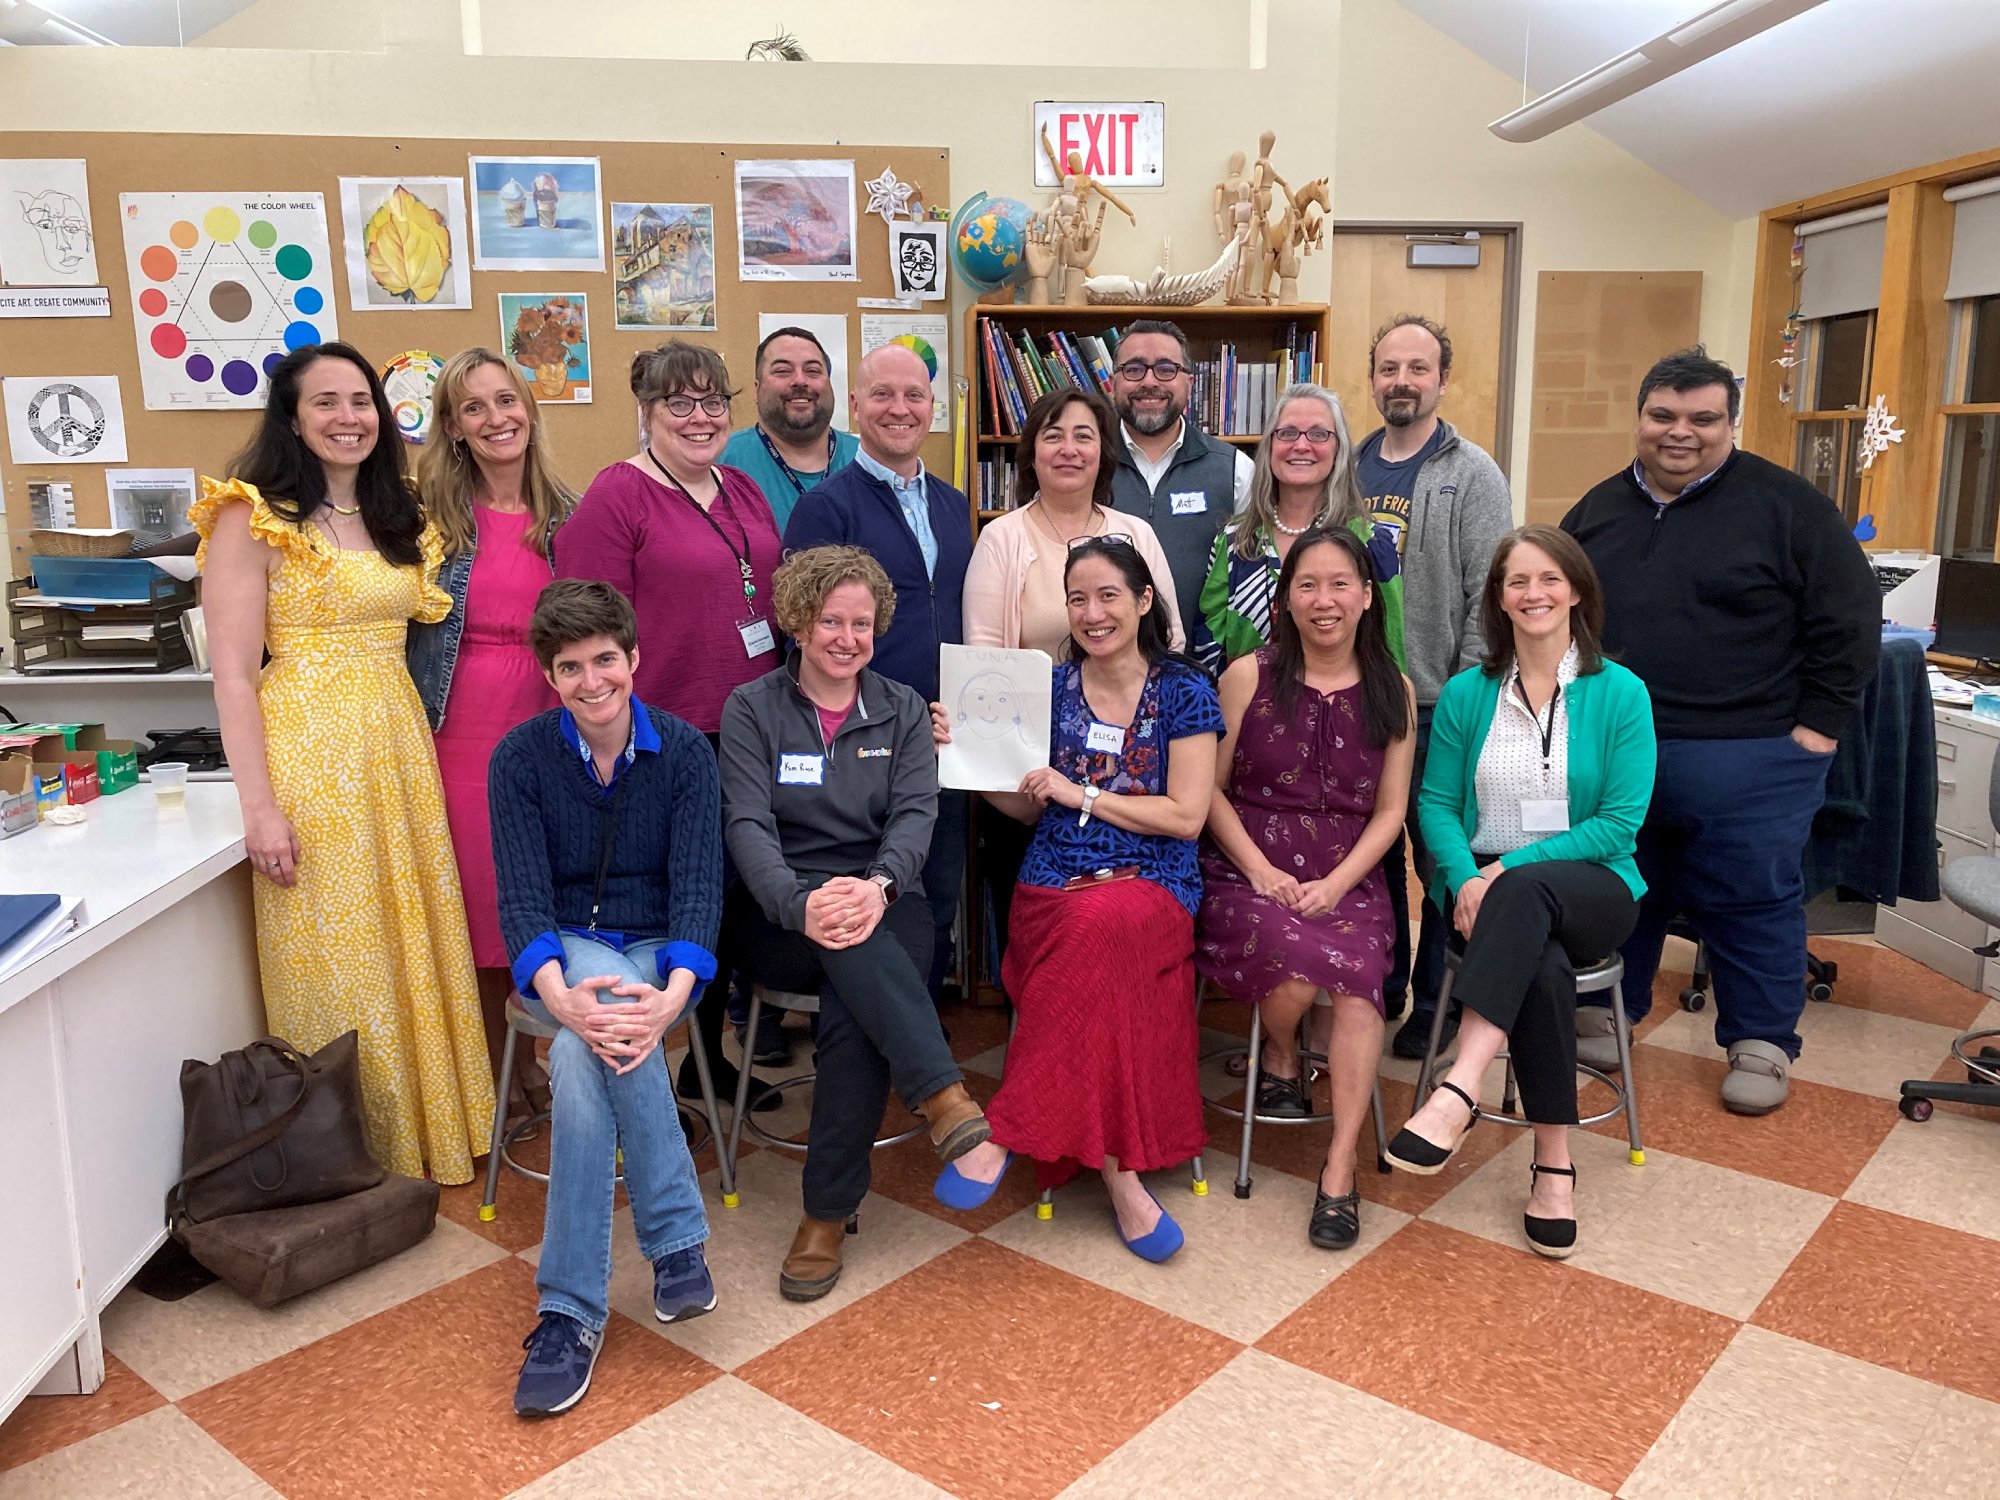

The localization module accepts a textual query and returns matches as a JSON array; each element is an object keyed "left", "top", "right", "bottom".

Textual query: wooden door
[{"left": 1326, "top": 230, "right": 1512, "bottom": 467}]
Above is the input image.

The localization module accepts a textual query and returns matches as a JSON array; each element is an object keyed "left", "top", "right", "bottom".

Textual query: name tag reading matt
[
  {"left": 778, "top": 753, "right": 825, "bottom": 786},
  {"left": 1085, "top": 721, "right": 1126, "bottom": 755},
  {"left": 739, "top": 619, "right": 776, "bottom": 657},
  {"left": 1520, "top": 798, "right": 1570, "bottom": 833},
  {"left": 1169, "top": 490, "right": 1207, "bottom": 516}
]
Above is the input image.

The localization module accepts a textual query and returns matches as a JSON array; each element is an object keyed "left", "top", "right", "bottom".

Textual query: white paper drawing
[
  {"left": 337, "top": 176, "right": 472, "bottom": 310},
  {"left": 5, "top": 375, "right": 128, "bottom": 464},
  {"left": 759, "top": 311, "right": 850, "bottom": 433},
  {"left": 0, "top": 159, "right": 97, "bottom": 287},
  {"left": 889, "top": 220, "right": 947, "bottom": 301},
  {"left": 736, "top": 159, "right": 857, "bottom": 282},
  {"left": 860, "top": 312, "right": 951, "bottom": 433},
  {"left": 938, "top": 644, "right": 1052, "bottom": 791}
]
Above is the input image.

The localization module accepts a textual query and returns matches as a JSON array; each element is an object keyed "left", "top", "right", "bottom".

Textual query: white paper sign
[
  {"left": 1032, "top": 102, "right": 1166, "bottom": 188},
  {"left": 5, "top": 375, "right": 128, "bottom": 464},
  {"left": 0, "top": 286, "right": 110, "bottom": 318},
  {"left": 938, "top": 643, "right": 1053, "bottom": 792}
]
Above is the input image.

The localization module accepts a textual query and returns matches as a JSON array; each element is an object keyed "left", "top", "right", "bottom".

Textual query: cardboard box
[
  {"left": 33, "top": 751, "right": 100, "bottom": 806},
  {"left": 0, "top": 720, "right": 86, "bottom": 749},
  {"left": 0, "top": 755, "right": 37, "bottom": 838},
  {"left": 72, "top": 726, "right": 139, "bottom": 795}
]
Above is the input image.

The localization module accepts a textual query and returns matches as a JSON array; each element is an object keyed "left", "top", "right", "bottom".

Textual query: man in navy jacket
[{"left": 783, "top": 343, "right": 974, "bottom": 1000}]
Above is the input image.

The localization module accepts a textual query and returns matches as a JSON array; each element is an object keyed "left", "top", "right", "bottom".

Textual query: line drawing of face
[
  {"left": 898, "top": 232, "right": 937, "bottom": 291},
  {"left": 18, "top": 189, "right": 91, "bottom": 274},
  {"left": 956, "top": 670, "right": 1031, "bottom": 744}
]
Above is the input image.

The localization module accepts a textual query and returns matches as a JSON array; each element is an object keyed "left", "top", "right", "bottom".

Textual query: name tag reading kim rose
[
  {"left": 1169, "top": 491, "right": 1207, "bottom": 515},
  {"left": 778, "top": 753, "right": 824, "bottom": 785}
]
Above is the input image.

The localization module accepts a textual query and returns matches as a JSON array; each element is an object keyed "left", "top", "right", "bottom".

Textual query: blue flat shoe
[
  {"left": 933, "top": 1151, "right": 1011, "bottom": 1211},
  {"left": 1118, "top": 1188, "right": 1184, "bottom": 1263}
]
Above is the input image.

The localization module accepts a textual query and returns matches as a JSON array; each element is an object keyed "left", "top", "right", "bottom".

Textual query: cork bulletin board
[{"left": 0, "top": 132, "right": 951, "bottom": 573}]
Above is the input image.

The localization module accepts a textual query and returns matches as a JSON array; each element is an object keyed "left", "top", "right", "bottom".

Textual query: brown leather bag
[
  {"left": 176, "top": 1173, "right": 440, "bottom": 1308},
  {"left": 169, "top": 1032, "right": 384, "bottom": 1226}
]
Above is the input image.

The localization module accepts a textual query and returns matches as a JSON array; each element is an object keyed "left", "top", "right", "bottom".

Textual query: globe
[{"left": 949, "top": 191, "right": 1031, "bottom": 295}]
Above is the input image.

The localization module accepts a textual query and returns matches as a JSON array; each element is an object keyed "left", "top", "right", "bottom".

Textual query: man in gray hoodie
[{"left": 1354, "top": 314, "right": 1514, "bottom": 1058}]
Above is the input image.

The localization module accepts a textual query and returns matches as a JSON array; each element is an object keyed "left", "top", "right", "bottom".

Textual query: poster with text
[
  {"left": 500, "top": 292, "right": 591, "bottom": 404},
  {"left": 0, "top": 159, "right": 97, "bottom": 286},
  {"left": 119, "top": 192, "right": 338, "bottom": 410},
  {"left": 469, "top": 156, "right": 604, "bottom": 272},
  {"left": 5, "top": 375, "right": 127, "bottom": 464},
  {"left": 612, "top": 201, "right": 715, "bottom": 330},
  {"left": 736, "top": 159, "right": 856, "bottom": 282},
  {"left": 860, "top": 311, "right": 950, "bottom": 433},
  {"left": 759, "top": 311, "right": 849, "bottom": 432},
  {"left": 338, "top": 176, "right": 472, "bottom": 310}
]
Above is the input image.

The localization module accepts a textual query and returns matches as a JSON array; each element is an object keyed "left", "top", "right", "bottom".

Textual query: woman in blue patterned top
[{"left": 932, "top": 539, "right": 1223, "bottom": 1263}]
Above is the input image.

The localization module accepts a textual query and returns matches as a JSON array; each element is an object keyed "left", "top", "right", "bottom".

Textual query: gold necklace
[{"left": 327, "top": 501, "right": 361, "bottom": 516}]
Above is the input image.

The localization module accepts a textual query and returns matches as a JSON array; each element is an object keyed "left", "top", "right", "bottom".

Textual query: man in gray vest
[{"left": 1107, "top": 318, "right": 1254, "bottom": 642}]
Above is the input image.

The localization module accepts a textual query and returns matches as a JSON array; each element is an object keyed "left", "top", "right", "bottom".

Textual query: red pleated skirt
[{"left": 990, "top": 878, "right": 1207, "bottom": 1190}]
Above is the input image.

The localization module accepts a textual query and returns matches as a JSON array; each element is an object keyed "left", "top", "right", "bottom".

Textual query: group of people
[{"left": 193, "top": 310, "right": 1879, "bottom": 1421}]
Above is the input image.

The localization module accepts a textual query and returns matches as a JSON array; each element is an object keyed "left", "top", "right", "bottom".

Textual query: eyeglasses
[
  {"left": 660, "top": 393, "right": 730, "bottom": 418},
  {"left": 1067, "top": 532, "right": 1133, "bottom": 550},
  {"left": 1115, "top": 359, "right": 1190, "bottom": 383},
  {"left": 1273, "top": 425, "right": 1335, "bottom": 445}
]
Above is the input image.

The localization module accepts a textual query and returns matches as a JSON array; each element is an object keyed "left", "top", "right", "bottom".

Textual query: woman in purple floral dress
[{"left": 1197, "top": 525, "right": 1414, "bottom": 1250}]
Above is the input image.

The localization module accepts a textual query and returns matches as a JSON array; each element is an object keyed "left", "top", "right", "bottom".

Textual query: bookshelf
[{"left": 963, "top": 302, "right": 1334, "bottom": 520}]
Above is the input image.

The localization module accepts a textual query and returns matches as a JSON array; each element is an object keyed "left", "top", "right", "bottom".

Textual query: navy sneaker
[
  {"left": 653, "top": 1245, "right": 717, "bottom": 1324},
  {"left": 514, "top": 1312, "right": 601, "bottom": 1418},
  {"left": 738, "top": 1010, "right": 793, "bottom": 1067}
]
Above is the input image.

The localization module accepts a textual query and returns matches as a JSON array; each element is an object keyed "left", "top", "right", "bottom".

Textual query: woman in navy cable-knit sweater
[{"left": 487, "top": 578, "right": 725, "bottom": 1421}]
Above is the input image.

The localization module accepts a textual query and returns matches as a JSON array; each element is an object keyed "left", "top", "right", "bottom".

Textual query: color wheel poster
[{"left": 118, "top": 192, "right": 338, "bottom": 410}]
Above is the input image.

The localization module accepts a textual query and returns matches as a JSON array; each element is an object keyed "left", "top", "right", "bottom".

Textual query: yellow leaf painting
[{"left": 364, "top": 185, "right": 451, "bottom": 303}]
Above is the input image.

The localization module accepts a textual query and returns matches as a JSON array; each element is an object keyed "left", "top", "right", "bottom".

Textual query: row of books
[{"left": 975, "top": 316, "right": 1324, "bottom": 440}]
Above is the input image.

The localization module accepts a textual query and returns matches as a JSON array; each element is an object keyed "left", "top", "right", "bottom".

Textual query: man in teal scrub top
[{"left": 721, "top": 326, "right": 860, "bottom": 530}]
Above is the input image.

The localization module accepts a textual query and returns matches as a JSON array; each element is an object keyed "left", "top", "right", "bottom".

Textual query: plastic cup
[{"left": 152, "top": 761, "right": 189, "bottom": 809}]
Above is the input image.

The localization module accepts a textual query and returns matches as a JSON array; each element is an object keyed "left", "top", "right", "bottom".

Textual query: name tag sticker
[
  {"left": 1085, "top": 721, "right": 1126, "bottom": 755},
  {"left": 1169, "top": 490, "right": 1207, "bottom": 516},
  {"left": 778, "top": 754, "right": 825, "bottom": 786},
  {"left": 739, "top": 618, "right": 776, "bottom": 657},
  {"left": 1520, "top": 798, "right": 1570, "bottom": 832}
]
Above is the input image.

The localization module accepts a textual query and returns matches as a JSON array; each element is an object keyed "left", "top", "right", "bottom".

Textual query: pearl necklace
[{"left": 1273, "top": 513, "right": 1312, "bottom": 536}]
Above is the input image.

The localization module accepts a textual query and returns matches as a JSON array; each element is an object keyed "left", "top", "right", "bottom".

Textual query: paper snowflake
[
  {"left": 1858, "top": 394, "right": 1905, "bottom": 470},
  {"left": 862, "top": 167, "right": 916, "bottom": 225}
]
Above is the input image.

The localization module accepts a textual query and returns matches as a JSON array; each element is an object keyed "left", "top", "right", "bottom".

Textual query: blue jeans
[
  {"left": 521, "top": 932, "right": 711, "bottom": 1333},
  {"left": 1611, "top": 736, "right": 1834, "bottom": 1057}
]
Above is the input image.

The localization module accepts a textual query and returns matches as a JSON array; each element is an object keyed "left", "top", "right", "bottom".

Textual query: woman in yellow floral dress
[{"left": 197, "top": 341, "right": 495, "bottom": 1184}]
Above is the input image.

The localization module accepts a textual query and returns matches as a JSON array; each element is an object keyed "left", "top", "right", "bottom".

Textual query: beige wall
[{"left": 0, "top": 0, "right": 1757, "bottom": 509}]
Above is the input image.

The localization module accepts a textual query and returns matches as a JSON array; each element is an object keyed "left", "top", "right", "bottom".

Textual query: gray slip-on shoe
[
  {"left": 1722, "top": 1039, "right": 1791, "bottom": 1115},
  {"left": 1576, "top": 1006, "right": 1623, "bottom": 1072}
]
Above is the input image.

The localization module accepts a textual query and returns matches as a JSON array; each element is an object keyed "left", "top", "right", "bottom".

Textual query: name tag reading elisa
[
  {"left": 1085, "top": 721, "right": 1126, "bottom": 755},
  {"left": 1169, "top": 490, "right": 1207, "bottom": 516},
  {"left": 739, "top": 618, "right": 776, "bottom": 657},
  {"left": 1520, "top": 798, "right": 1570, "bottom": 832},
  {"left": 778, "top": 754, "right": 824, "bottom": 785}
]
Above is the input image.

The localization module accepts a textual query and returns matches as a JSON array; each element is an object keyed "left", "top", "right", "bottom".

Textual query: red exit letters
[{"left": 1055, "top": 111, "right": 1141, "bottom": 177}]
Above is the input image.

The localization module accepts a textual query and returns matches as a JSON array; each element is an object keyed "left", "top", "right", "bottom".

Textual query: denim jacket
[{"left": 406, "top": 509, "right": 562, "bottom": 731}]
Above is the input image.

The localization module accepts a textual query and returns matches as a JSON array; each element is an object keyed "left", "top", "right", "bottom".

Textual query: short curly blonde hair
[{"left": 772, "top": 544, "right": 897, "bottom": 640}]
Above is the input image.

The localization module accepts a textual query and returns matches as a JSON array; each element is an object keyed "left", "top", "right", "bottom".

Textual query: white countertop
[{"left": 0, "top": 783, "right": 245, "bottom": 1010}]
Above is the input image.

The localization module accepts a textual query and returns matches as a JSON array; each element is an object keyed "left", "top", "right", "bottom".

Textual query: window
[
  {"left": 1796, "top": 417, "right": 1865, "bottom": 523},
  {"left": 1813, "top": 311, "right": 1873, "bottom": 410},
  {"left": 1969, "top": 295, "right": 2000, "bottom": 406},
  {"left": 1937, "top": 294, "right": 2000, "bottom": 559}
]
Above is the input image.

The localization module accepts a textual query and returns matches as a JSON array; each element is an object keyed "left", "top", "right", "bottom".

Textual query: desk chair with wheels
[
  {"left": 480, "top": 990, "right": 734, "bottom": 1221},
  {"left": 1899, "top": 751, "right": 2000, "bottom": 1121}
]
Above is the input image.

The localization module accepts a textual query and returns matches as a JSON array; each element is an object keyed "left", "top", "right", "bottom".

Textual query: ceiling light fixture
[{"left": 1489, "top": 0, "right": 1828, "bottom": 143}]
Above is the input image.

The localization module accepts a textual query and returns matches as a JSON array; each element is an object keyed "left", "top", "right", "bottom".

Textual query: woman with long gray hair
[{"left": 1192, "top": 383, "right": 1404, "bottom": 673}]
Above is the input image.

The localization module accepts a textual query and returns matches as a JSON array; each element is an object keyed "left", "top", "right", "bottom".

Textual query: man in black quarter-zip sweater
[{"left": 1562, "top": 348, "right": 1879, "bottom": 1115}]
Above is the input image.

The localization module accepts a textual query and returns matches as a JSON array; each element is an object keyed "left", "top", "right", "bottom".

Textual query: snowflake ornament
[
  {"left": 1858, "top": 394, "right": 1905, "bottom": 470},
  {"left": 862, "top": 167, "right": 916, "bottom": 225}
]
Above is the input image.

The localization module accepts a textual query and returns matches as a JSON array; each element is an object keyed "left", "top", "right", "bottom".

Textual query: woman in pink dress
[{"left": 409, "top": 348, "right": 577, "bottom": 1085}]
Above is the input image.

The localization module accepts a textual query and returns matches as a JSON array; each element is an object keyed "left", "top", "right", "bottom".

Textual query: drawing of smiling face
[
  {"left": 957, "top": 671, "right": 1021, "bottom": 739},
  {"left": 19, "top": 189, "right": 90, "bottom": 274}
]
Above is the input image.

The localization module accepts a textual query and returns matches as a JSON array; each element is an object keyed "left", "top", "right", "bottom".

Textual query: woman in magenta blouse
[
  {"left": 556, "top": 341, "right": 783, "bottom": 734},
  {"left": 557, "top": 339, "right": 784, "bottom": 1107}
]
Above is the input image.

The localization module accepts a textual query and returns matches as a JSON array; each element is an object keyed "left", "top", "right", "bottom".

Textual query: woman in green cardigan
[{"left": 1384, "top": 524, "right": 1655, "bottom": 1260}]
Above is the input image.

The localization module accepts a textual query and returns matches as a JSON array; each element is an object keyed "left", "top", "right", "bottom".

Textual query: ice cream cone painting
[
  {"left": 469, "top": 156, "right": 605, "bottom": 272},
  {"left": 338, "top": 177, "right": 472, "bottom": 310},
  {"left": 500, "top": 292, "right": 591, "bottom": 404}
]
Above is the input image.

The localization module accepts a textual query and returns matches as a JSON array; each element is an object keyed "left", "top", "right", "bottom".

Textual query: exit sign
[{"left": 1032, "top": 101, "right": 1165, "bottom": 188}]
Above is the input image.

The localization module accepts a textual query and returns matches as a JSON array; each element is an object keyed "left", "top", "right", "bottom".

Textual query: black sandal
[
  {"left": 1309, "top": 1188, "right": 1361, "bottom": 1250},
  {"left": 1255, "top": 1069, "right": 1310, "bottom": 1119},
  {"left": 1383, "top": 1080, "right": 1478, "bottom": 1176},
  {"left": 1524, "top": 1162, "right": 1578, "bottom": 1259}
]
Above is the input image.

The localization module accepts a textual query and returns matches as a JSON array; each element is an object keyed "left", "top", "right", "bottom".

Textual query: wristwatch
[
  {"left": 869, "top": 872, "right": 898, "bottom": 905},
  {"left": 1079, "top": 784, "right": 1102, "bottom": 827}
]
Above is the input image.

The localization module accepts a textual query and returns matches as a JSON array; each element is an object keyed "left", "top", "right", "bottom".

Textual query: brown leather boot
[
  {"left": 919, "top": 1081, "right": 991, "bottom": 1163},
  {"left": 779, "top": 1214, "right": 847, "bottom": 1302}
]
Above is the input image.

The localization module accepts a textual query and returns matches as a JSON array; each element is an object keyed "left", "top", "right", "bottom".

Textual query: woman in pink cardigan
[{"left": 961, "top": 388, "right": 1182, "bottom": 971}]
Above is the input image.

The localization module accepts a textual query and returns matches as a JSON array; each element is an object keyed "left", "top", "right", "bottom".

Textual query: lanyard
[
  {"left": 587, "top": 764, "right": 630, "bottom": 933},
  {"left": 753, "top": 426, "right": 836, "bottom": 500},
  {"left": 646, "top": 448, "right": 757, "bottom": 605},
  {"left": 1513, "top": 673, "right": 1562, "bottom": 771}
]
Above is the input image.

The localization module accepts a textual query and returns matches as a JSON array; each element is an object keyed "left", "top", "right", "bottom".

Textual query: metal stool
[
  {"left": 1415, "top": 952, "right": 1644, "bottom": 1165},
  {"left": 1201, "top": 991, "right": 1392, "bottom": 1199},
  {"left": 723, "top": 986, "right": 928, "bottom": 1192},
  {"left": 479, "top": 991, "right": 734, "bottom": 1221}
]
